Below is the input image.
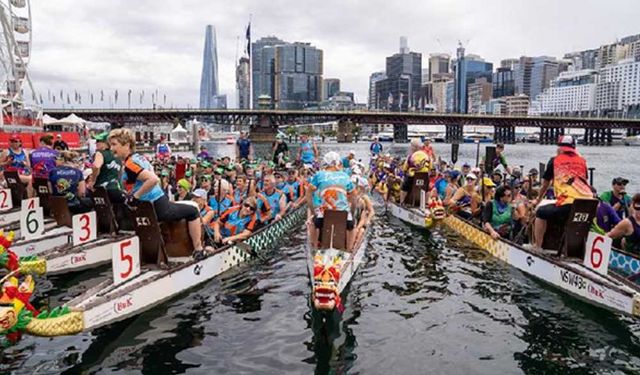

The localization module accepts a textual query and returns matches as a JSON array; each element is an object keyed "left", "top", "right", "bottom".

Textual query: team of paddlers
[
  {"left": 0, "top": 129, "right": 375, "bottom": 258},
  {"left": 368, "top": 135, "right": 640, "bottom": 254}
]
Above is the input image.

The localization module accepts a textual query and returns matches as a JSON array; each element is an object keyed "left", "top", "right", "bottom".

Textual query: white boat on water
[{"left": 624, "top": 135, "right": 640, "bottom": 146}]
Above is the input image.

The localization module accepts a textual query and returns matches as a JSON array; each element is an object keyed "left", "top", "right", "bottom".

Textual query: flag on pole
[
  {"left": 164, "top": 94, "right": 166, "bottom": 105},
  {"left": 91, "top": 93, "right": 94, "bottom": 104},
  {"left": 246, "top": 21, "right": 251, "bottom": 57},
  {"left": 100, "top": 90, "right": 104, "bottom": 101},
  {"left": 66, "top": 94, "right": 70, "bottom": 104},
  {"left": 59, "top": 90, "right": 63, "bottom": 100},
  {"left": 47, "top": 89, "right": 51, "bottom": 101},
  {"left": 399, "top": 92, "right": 404, "bottom": 108},
  {"left": 114, "top": 90, "right": 118, "bottom": 104}
]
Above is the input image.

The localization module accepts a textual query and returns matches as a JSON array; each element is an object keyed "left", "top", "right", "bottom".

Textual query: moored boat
[
  {"left": 0, "top": 204, "right": 307, "bottom": 338},
  {"left": 442, "top": 214, "right": 640, "bottom": 317}
]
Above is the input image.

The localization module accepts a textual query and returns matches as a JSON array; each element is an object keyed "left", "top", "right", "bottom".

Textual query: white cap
[
  {"left": 348, "top": 150, "right": 356, "bottom": 156},
  {"left": 192, "top": 188, "right": 208, "bottom": 199},
  {"left": 322, "top": 151, "right": 341, "bottom": 167},
  {"left": 466, "top": 173, "right": 477, "bottom": 180}
]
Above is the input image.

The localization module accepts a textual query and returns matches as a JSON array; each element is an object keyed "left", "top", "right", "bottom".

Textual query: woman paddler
[
  {"left": 607, "top": 193, "right": 640, "bottom": 254},
  {"left": 88, "top": 132, "right": 124, "bottom": 204},
  {"left": 482, "top": 185, "right": 520, "bottom": 240},
  {"left": 107, "top": 128, "right": 208, "bottom": 258}
]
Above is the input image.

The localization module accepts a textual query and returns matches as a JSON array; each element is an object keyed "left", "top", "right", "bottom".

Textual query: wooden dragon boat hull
[
  {"left": 442, "top": 215, "right": 640, "bottom": 317},
  {"left": 306, "top": 221, "right": 369, "bottom": 312},
  {"left": 22, "top": 206, "right": 307, "bottom": 337}
]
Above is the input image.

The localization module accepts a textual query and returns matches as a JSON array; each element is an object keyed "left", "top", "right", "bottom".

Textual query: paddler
[
  {"left": 213, "top": 196, "right": 259, "bottom": 245},
  {"left": 448, "top": 173, "right": 479, "bottom": 220},
  {"left": 307, "top": 151, "right": 356, "bottom": 250},
  {"left": 607, "top": 193, "right": 640, "bottom": 254},
  {"left": 108, "top": 128, "right": 207, "bottom": 257},
  {"left": 482, "top": 143, "right": 512, "bottom": 175},
  {"left": 235, "top": 131, "right": 254, "bottom": 162},
  {"left": 370, "top": 137, "right": 383, "bottom": 157},
  {"left": 259, "top": 174, "right": 287, "bottom": 222},
  {"left": 400, "top": 139, "right": 431, "bottom": 204},
  {"left": 50, "top": 150, "right": 94, "bottom": 214},
  {"left": 354, "top": 177, "right": 374, "bottom": 246},
  {"left": 297, "top": 134, "right": 318, "bottom": 167},
  {"left": 30, "top": 134, "right": 58, "bottom": 179},
  {"left": 88, "top": 132, "right": 124, "bottom": 203},
  {"left": 0, "top": 134, "right": 31, "bottom": 189},
  {"left": 531, "top": 135, "right": 594, "bottom": 249},
  {"left": 483, "top": 185, "right": 519, "bottom": 240},
  {"left": 155, "top": 135, "right": 172, "bottom": 161},
  {"left": 600, "top": 177, "right": 631, "bottom": 219}
]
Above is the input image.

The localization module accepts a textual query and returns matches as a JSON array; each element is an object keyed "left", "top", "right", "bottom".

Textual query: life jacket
[
  {"left": 219, "top": 206, "right": 257, "bottom": 237},
  {"left": 552, "top": 151, "right": 592, "bottom": 206},
  {"left": 491, "top": 200, "right": 513, "bottom": 236}
]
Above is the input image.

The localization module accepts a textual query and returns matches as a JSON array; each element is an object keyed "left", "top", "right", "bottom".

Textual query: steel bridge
[{"left": 45, "top": 109, "right": 640, "bottom": 144}]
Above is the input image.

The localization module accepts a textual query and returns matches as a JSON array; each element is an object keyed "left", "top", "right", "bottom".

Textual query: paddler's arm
[
  {"left": 225, "top": 229, "right": 252, "bottom": 243},
  {"left": 313, "top": 142, "right": 319, "bottom": 159},
  {"left": 89, "top": 151, "right": 104, "bottom": 189},
  {"left": 607, "top": 219, "right": 632, "bottom": 239},
  {"left": 133, "top": 169, "right": 159, "bottom": 199},
  {"left": 534, "top": 178, "right": 551, "bottom": 205},
  {"left": 212, "top": 220, "right": 222, "bottom": 242},
  {"left": 276, "top": 194, "right": 287, "bottom": 220}
]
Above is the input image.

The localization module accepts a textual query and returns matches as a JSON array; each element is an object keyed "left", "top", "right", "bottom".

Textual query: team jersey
[
  {"left": 209, "top": 194, "right": 234, "bottom": 219},
  {"left": 219, "top": 206, "right": 258, "bottom": 237},
  {"left": 122, "top": 153, "right": 164, "bottom": 202},
  {"left": 237, "top": 138, "right": 252, "bottom": 159},
  {"left": 260, "top": 189, "right": 285, "bottom": 220},
  {"left": 7, "top": 148, "right": 28, "bottom": 173},
  {"left": 310, "top": 170, "right": 355, "bottom": 213},
  {"left": 156, "top": 143, "right": 171, "bottom": 155},
  {"left": 30, "top": 147, "right": 58, "bottom": 178},
  {"left": 95, "top": 149, "right": 122, "bottom": 190},
  {"left": 284, "top": 180, "right": 302, "bottom": 201},
  {"left": 50, "top": 166, "right": 83, "bottom": 204},
  {"left": 299, "top": 141, "right": 315, "bottom": 163}
]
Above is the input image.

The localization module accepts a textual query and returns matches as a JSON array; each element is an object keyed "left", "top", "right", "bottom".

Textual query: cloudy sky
[{"left": 25, "top": 0, "right": 640, "bottom": 109}]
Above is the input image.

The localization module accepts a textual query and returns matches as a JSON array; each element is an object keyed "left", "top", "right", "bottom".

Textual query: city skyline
[{"left": 29, "top": 0, "right": 640, "bottom": 108}]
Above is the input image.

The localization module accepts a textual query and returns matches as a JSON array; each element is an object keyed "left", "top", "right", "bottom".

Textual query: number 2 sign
[
  {"left": 0, "top": 189, "right": 12, "bottom": 211},
  {"left": 112, "top": 236, "right": 140, "bottom": 286},
  {"left": 584, "top": 232, "right": 612, "bottom": 276},
  {"left": 72, "top": 212, "right": 97, "bottom": 246}
]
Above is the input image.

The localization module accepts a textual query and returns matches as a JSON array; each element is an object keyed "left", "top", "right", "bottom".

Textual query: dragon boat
[
  {"left": 306, "top": 210, "right": 370, "bottom": 313},
  {"left": 0, "top": 201, "right": 306, "bottom": 342},
  {"left": 442, "top": 199, "right": 640, "bottom": 318},
  {"left": 386, "top": 172, "right": 445, "bottom": 230}
]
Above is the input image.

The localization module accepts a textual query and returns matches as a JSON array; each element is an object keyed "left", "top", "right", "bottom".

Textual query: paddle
[
  {"left": 451, "top": 143, "right": 459, "bottom": 166},
  {"left": 474, "top": 140, "right": 481, "bottom": 168},
  {"left": 588, "top": 167, "right": 595, "bottom": 187}
]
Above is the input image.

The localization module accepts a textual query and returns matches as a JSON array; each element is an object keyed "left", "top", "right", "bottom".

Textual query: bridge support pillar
[
  {"left": 541, "top": 127, "right": 564, "bottom": 145},
  {"left": 337, "top": 120, "right": 354, "bottom": 143},
  {"left": 393, "top": 123, "right": 408, "bottom": 143},
  {"left": 627, "top": 128, "right": 640, "bottom": 137},
  {"left": 445, "top": 123, "right": 463, "bottom": 143},
  {"left": 250, "top": 115, "right": 278, "bottom": 143},
  {"left": 606, "top": 128, "right": 612, "bottom": 146},
  {"left": 494, "top": 125, "right": 516, "bottom": 144}
]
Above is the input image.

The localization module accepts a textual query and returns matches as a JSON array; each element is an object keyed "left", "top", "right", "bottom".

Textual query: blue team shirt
[
  {"left": 310, "top": 170, "right": 354, "bottom": 212},
  {"left": 299, "top": 141, "right": 315, "bottom": 163},
  {"left": 236, "top": 138, "right": 251, "bottom": 159},
  {"left": 50, "top": 166, "right": 83, "bottom": 204},
  {"left": 123, "top": 153, "right": 164, "bottom": 202}
]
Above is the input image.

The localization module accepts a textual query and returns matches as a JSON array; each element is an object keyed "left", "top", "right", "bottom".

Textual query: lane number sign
[
  {"left": 112, "top": 236, "right": 140, "bottom": 286},
  {"left": 0, "top": 189, "right": 12, "bottom": 211},
  {"left": 21, "top": 197, "right": 39, "bottom": 211},
  {"left": 584, "top": 232, "right": 612, "bottom": 276},
  {"left": 20, "top": 207, "right": 44, "bottom": 240},
  {"left": 72, "top": 211, "right": 97, "bottom": 246}
]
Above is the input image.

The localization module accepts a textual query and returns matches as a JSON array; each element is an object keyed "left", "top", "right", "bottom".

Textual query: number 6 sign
[
  {"left": 584, "top": 232, "right": 612, "bottom": 276},
  {"left": 72, "top": 212, "right": 97, "bottom": 246},
  {"left": 20, "top": 207, "right": 44, "bottom": 240},
  {"left": 112, "top": 236, "right": 140, "bottom": 286}
]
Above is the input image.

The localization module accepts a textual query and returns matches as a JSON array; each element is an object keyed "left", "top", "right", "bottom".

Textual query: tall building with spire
[{"left": 199, "top": 25, "right": 226, "bottom": 109}]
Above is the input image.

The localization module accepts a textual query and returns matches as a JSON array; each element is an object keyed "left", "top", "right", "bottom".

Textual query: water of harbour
[{"left": 3, "top": 142, "right": 640, "bottom": 374}]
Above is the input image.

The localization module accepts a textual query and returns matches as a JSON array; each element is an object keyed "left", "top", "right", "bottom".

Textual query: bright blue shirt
[
  {"left": 209, "top": 195, "right": 233, "bottom": 219},
  {"left": 299, "top": 141, "right": 315, "bottom": 163},
  {"left": 236, "top": 138, "right": 251, "bottom": 159},
  {"left": 310, "top": 170, "right": 354, "bottom": 212},
  {"left": 123, "top": 153, "right": 164, "bottom": 202},
  {"left": 370, "top": 142, "right": 383, "bottom": 155}
]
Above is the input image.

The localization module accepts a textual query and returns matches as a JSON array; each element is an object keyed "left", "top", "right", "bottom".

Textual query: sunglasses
[{"left": 243, "top": 203, "right": 256, "bottom": 212}]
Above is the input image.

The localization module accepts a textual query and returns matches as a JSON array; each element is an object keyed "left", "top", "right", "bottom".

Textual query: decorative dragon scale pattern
[
  {"left": 244, "top": 207, "right": 306, "bottom": 253},
  {"left": 609, "top": 251, "right": 640, "bottom": 277},
  {"left": 443, "top": 216, "right": 510, "bottom": 262}
]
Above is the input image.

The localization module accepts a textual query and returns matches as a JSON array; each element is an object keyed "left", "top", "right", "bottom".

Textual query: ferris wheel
[{"left": 0, "top": 0, "right": 38, "bottom": 127}]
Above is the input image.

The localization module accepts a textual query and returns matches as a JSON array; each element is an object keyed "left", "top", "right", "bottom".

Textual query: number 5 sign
[
  {"left": 584, "top": 232, "right": 612, "bottom": 276},
  {"left": 72, "top": 212, "right": 97, "bottom": 246},
  {"left": 112, "top": 236, "right": 140, "bottom": 286}
]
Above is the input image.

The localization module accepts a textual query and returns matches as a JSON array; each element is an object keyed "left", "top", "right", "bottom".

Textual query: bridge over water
[{"left": 45, "top": 109, "right": 640, "bottom": 145}]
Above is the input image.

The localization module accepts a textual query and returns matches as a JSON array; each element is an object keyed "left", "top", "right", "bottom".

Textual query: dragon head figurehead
[
  {"left": 0, "top": 275, "right": 37, "bottom": 343},
  {"left": 312, "top": 250, "right": 344, "bottom": 312},
  {"left": 429, "top": 197, "right": 446, "bottom": 221}
]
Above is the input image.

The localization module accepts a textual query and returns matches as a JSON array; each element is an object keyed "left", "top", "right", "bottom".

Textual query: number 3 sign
[
  {"left": 112, "top": 236, "right": 140, "bottom": 286},
  {"left": 72, "top": 212, "right": 97, "bottom": 246},
  {"left": 584, "top": 232, "right": 612, "bottom": 276}
]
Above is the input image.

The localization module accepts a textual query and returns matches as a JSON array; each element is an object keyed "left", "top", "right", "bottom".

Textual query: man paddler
[
  {"left": 306, "top": 151, "right": 356, "bottom": 250},
  {"left": 531, "top": 135, "right": 594, "bottom": 249},
  {"left": 400, "top": 139, "right": 431, "bottom": 204}
]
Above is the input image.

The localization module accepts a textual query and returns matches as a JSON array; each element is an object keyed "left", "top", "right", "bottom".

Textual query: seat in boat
[
  {"left": 3, "top": 171, "right": 26, "bottom": 207},
  {"left": 319, "top": 210, "right": 348, "bottom": 251},
  {"left": 541, "top": 198, "right": 598, "bottom": 258},
  {"left": 48, "top": 196, "right": 73, "bottom": 228},
  {"left": 92, "top": 187, "right": 118, "bottom": 235},
  {"left": 32, "top": 177, "right": 51, "bottom": 216},
  {"left": 404, "top": 172, "right": 429, "bottom": 207}
]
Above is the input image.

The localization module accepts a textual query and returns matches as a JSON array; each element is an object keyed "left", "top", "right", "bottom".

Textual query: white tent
[
  {"left": 56, "top": 113, "right": 86, "bottom": 125},
  {"left": 171, "top": 124, "right": 188, "bottom": 134},
  {"left": 42, "top": 114, "right": 58, "bottom": 125},
  {"left": 170, "top": 124, "right": 189, "bottom": 144}
]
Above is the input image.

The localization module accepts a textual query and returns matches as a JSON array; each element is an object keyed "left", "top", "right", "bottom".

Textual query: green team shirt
[{"left": 95, "top": 149, "right": 122, "bottom": 190}]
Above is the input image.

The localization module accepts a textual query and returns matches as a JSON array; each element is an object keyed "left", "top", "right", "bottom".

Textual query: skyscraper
[
  {"left": 368, "top": 71, "right": 385, "bottom": 109},
  {"left": 374, "top": 38, "right": 422, "bottom": 111},
  {"left": 272, "top": 42, "right": 323, "bottom": 109},
  {"left": 199, "top": 25, "right": 225, "bottom": 109},
  {"left": 428, "top": 53, "right": 451, "bottom": 81},
  {"left": 251, "top": 36, "right": 286, "bottom": 108},
  {"left": 453, "top": 44, "right": 492, "bottom": 113},
  {"left": 236, "top": 57, "right": 250, "bottom": 109},
  {"left": 323, "top": 78, "right": 340, "bottom": 100}
]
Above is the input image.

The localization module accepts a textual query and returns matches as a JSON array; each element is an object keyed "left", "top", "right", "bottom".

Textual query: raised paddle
[
  {"left": 588, "top": 167, "right": 595, "bottom": 187},
  {"left": 451, "top": 143, "right": 459, "bottom": 165}
]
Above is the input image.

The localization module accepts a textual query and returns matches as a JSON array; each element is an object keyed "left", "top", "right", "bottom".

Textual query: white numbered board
[
  {"left": 21, "top": 197, "right": 39, "bottom": 211},
  {"left": 0, "top": 189, "right": 12, "bottom": 211},
  {"left": 20, "top": 207, "right": 44, "bottom": 240},
  {"left": 584, "top": 232, "right": 612, "bottom": 276},
  {"left": 112, "top": 236, "right": 140, "bottom": 286},
  {"left": 72, "top": 211, "right": 97, "bottom": 246}
]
